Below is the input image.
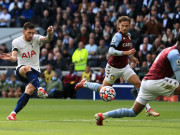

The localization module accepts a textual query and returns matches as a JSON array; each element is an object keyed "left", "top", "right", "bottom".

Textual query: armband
[{"left": 12, "top": 48, "right": 18, "bottom": 52}]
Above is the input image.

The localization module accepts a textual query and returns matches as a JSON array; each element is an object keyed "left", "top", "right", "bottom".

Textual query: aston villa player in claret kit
[
  {"left": 0, "top": 22, "right": 54, "bottom": 120},
  {"left": 95, "top": 33, "right": 180, "bottom": 126},
  {"left": 75, "top": 16, "right": 160, "bottom": 125}
]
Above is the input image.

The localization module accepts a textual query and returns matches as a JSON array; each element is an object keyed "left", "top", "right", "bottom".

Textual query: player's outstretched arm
[
  {"left": 0, "top": 51, "right": 17, "bottom": 62},
  {"left": 40, "top": 26, "right": 54, "bottom": 42}
]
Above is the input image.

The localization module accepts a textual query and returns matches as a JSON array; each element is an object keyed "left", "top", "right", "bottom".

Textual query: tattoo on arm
[
  {"left": 40, "top": 33, "right": 53, "bottom": 42},
  {"left": 47, "top": 33, "right": 53, "bottom": 41}
]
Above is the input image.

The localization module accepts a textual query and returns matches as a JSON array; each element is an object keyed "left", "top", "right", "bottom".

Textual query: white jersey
[{"left": 12, "top": 34, "right": 43, "bottom": 72}]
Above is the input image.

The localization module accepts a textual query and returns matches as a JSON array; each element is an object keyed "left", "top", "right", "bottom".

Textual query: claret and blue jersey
[
  {"left": 167, "top": 48, "right": 180, "bottom": 82},
  {"left": 108, "top": 31, "right": 132, "bottom": 68},
  {"left": 144, "top": 45, "right": 180, "bottom": 82}
]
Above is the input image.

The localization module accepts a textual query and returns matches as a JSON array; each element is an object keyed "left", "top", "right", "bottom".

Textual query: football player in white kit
[{"left": 0, "top": 22, "right": 54, "bottom": 120}]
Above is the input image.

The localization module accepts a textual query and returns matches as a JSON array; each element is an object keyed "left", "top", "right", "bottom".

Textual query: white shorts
[
  {"left": 104, "top": 63, "right": 136, "bottom": 84},
  {"left": 136, "top": 77, "right": 179, "bottom": 105}
]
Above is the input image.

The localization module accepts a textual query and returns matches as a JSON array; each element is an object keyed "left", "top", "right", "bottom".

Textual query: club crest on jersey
[
  {"left": 110, "top": 75, "right": 115, "bottom": 80},
  {"left": 112, "top": 38, "right": 116, "bottom": 43},
  {"left": 22, "top": 50, "right": 36, "bottom": 58}
]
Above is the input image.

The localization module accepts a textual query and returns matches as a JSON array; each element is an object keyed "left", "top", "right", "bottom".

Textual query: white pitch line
[{"left": 0, "top": 119, "right": 180, "bottom": 122}]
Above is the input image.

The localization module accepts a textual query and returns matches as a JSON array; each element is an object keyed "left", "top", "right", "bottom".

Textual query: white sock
[
  {"left": 145, "top": 103, "right": 151, "bottom": 112},
  {"left": 11, "top": 111, "right": 16, "bottom": 114},
  {"left": 102, "top": 112, "right": 108, "bottom": 119}
]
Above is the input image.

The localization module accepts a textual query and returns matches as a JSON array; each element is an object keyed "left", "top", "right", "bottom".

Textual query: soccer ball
[{"left": 99, "top": 86, "right": 116, "bottom": 102}]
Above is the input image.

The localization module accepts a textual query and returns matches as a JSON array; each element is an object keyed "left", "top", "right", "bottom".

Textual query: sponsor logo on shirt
[
  {"left": 122, "top": 43, "right": 132, "bottom": 47},
  {"left": 22, "top": 50, "right": 36, "bottom": 58}
]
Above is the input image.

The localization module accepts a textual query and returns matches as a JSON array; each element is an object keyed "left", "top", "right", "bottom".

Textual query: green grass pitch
[{"left": 0, "top": 99, "right": 180, "bottom": 135}]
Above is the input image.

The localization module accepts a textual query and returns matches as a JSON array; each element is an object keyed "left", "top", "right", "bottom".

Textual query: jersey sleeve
[
  {"left": 110, "top": 33, "right": 122, "bottom": 47},
  {"left": 167, "top": 49, "right": 180, "bottom": 82},
  {"left": 12, "top": 39, "right": 18, "bottom": 51}
]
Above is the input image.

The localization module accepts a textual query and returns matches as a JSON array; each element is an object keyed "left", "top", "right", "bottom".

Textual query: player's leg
[
  {"left": 75, "top": 64, "right": 117, "bottom": 92},
  {"left": 94, "top": 67, "right": 141, "bottom": 126},
  {"left": 7, "top": 83, "right": 35, "bottom": 120},
  {"left": 95, "top": 80, "right": 156, "bottom": 126},
  {"left": 19, "top": 65, "right": 47, "bottom": 98},
  {"left": 7, "top": 65, "right": 47, "bottom": 120},
  {"left": 14, "top": 83, "right": 35, "bottom": 113},
  {"left": 19, "top": 65, "right": 41, "bottom": 89},
  {"left": 131, "top": 88, "right": 138, "bottom": 98},
  {"left": 75, "top": 77, "right": 114, "bottom": 92},
  {"left": 95, "top": 100, "right": 145, "bottom": 126},
  {"left": 75, "top": 78, "right": 103, "bottom": 92},
  {"left": 127, "top": 74, "right": 160, "bottom": 116},
  {"left": 122, "top": 65, "right": 160, "bottom": 116},
  {"left": 127, "top": 74, "right": 141, "bottom": 88}
]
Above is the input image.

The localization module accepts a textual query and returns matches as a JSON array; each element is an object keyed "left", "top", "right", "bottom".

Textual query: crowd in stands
[{"left": 0, "top": 0, "right": 180, "bottom": 100}]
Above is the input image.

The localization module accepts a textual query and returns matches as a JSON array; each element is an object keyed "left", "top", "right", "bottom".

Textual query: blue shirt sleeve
[
  {"left": 110, "top": 33, "right": 122, "bottom": 47},
  {"left": 167, "top": 49, "right": 180, "bottom": 82}
]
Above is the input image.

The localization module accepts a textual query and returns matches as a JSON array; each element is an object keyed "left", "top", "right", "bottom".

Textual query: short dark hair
[
  {"left": 23, "top": 22, "right": 35, "bottom": 30},
  {"left": 118, "top": 16, "right": 130, "bottom": 24}
]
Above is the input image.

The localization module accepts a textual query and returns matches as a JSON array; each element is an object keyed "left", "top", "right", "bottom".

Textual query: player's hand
[
  {"left": 47, "top": 26, "right": 54, "bottom": 35},
  {"left": 132, "top": 57, "right": 139, "bottom": 65},
  {"left": 0, "top": 53, "right": 12, "bottom": 60},
  {"left": 128, "top": 49, "right": 136, "bottom": 55}
]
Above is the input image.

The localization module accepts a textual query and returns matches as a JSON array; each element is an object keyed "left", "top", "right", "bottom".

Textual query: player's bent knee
[
  {"left": 23, "top": 65, "right": 31, "bottom": 72},
  {"left": 132, "top": 100, "right": 146, "bottom": 115},
  {"left": 19, "top": 66, "right": 31, "bottom": 76}
]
